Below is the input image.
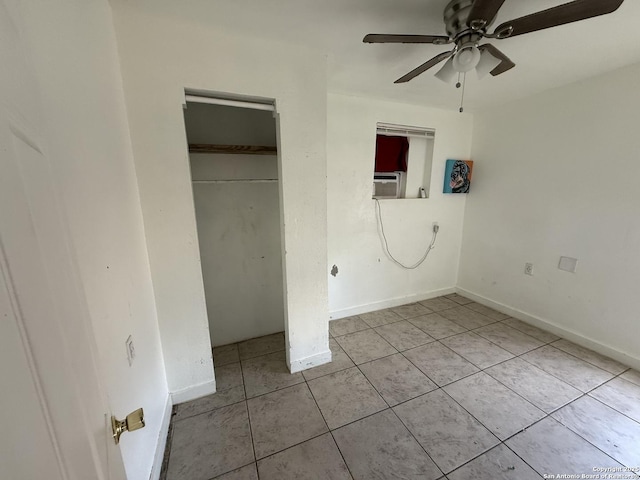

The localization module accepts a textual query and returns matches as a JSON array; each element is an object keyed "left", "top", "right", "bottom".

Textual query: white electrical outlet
[
  {"left": 524, "top": 263, "right": 534, "bottom": 275},
  {"left": 126, "top": 335, "right": 135, "bottom": 366}
]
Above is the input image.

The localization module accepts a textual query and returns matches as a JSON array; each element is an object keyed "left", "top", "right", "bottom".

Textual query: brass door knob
[{"left": 111, "top": 408, "right": 145, "bottom": 445}]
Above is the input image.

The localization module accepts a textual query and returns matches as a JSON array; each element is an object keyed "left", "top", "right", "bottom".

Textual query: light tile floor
[{"left": 161, "top": 294, "right": 640, "bottom": 480}]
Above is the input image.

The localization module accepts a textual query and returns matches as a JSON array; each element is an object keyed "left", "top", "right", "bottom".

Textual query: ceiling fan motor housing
[{"left": 445, "top": 0, "right": 489, "bottom": 38}]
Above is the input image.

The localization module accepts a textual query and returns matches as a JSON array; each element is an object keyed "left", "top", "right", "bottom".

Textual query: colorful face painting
[{"left": 443, "top": 159, "right": 473, "bottom": 193}]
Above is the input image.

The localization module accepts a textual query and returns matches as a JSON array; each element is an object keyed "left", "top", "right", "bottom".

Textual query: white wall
[
  {"left": 459, "top": 62, "right": 640, "bottom": 369},
  {"left": 110, "top": 0, "right": 330, "bottom": 382},
  {"left": 14, "top": 0, "right": 169, "bottom": 478},
  {"left": 327, "top": 94, "right": 473, "bottom": 317},
  {"left": 191, "top": 155, "right": 285, "bottom": 346}
]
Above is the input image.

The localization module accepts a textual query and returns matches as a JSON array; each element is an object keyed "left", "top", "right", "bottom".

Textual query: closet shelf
[
  {"left": 189, "top": 144, "right": 277, "bottom": 155},
  {"left": 192, "top": 179, "right": 277, "bottom": 184}
]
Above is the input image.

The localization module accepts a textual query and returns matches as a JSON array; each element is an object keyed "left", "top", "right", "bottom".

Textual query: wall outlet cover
[
  {"left": 524, "top": 263, "right": 533, "bottom": 275},
  {"left": 558, "top": 256, "right": 578, "bottom": 273}
]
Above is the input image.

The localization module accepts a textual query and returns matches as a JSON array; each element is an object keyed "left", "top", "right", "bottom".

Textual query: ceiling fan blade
[
  {"left": 493, "top": 0, "right": 624, "bottom": 38},
  {"left": 363, "top": 34, "right": 450, "bottom": 45},
  {"left": 479, "top": 44, "right": 515, "bottom": 76},
  {"left": 467, "top": 0, "right": 506, "bottom": 28},
  {"left": 394, "top": 50, "right": 455, "bottom": 84},
  {"left": 475, "top": 48, "right": 501, "bottom": 79}
]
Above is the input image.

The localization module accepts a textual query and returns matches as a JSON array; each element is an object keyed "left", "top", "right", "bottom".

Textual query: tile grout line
[
  {"left": 327, "top": 430, "right": 357, "bottom": 480},
  {"left": 228, "top": 335, "right": 630, "bottom": 476},
  {"left": 301, "top": 369, "right": 358, "bottom": 479},
  {"left": 333, "top": 318, "right": 467, "bottom": 477},
  {"left": 537, "top": 407, "right": 637, "bottom": 472},
  {"left": 428, "top": 308, "right": 639, "bottom": 475},
  {"left": 387, "top": 403, "right": 446, "bottom": 478},
  {"left": 238, "top": 355, "right": 259, "bottom": 477}
]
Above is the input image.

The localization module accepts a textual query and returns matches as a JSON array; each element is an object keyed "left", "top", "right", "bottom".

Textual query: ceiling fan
[{"left": 364, "top": 0, "right": 624, "bottom": 85}]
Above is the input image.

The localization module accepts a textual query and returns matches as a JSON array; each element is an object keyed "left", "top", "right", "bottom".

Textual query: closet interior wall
[{"left": 185, "top": 101, "right": 285, "bottom": 347}]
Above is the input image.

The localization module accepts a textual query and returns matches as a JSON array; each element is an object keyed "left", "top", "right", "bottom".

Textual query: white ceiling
[{"left": 122, "top": 0, "right": 640, "bottom": 112}]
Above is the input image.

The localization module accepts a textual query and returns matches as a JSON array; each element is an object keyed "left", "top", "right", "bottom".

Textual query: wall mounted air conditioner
[{"left": 373, "top": 172, "right": 403, "bottom": 199}]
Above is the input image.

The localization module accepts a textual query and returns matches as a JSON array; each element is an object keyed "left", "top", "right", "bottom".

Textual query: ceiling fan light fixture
[
  {"left": 435, "top": 57, "right": 457, "bottom": 83},
  {"left": 452, "top": 44, "right": 481, "bottom": 72},
  {"left": 475, "top": 48, "right": 502, "bottom": 79}
]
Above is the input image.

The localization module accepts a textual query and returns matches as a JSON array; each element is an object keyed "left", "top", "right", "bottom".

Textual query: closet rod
[{"left": 192, "top": 179, "right": 278, "bottom": 184}]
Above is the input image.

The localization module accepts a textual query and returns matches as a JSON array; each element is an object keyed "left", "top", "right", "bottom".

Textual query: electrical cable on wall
[{"left": 374, "top": 198, "right": 439, "bottom": 269}]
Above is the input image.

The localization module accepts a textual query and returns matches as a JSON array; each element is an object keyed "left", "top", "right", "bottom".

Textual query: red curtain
[{"left": 375, "top": 135, "right": 408, "bottom": 172}]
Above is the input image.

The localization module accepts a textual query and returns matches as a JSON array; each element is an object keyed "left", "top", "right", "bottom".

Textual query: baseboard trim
[
  {"left": 456, "top": 287, "right": 640, "bottom": 371},
  {"left": 329, "top": 287, "right": 456, "bottom": 320},
  {"left": 149, "top": 394, "right": 173, "bottom": 480},
  {"left": 289, "top": 349, "right": 332, "bottom": 374},
  {"left": 170, "top": 379, "right": 217, "bottom": 405}
]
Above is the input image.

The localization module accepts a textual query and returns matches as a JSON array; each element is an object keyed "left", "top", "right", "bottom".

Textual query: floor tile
[
  {"left": 175, "top": 385, "right": 245, "bottom": 421},
  {"left": 257, "top": 433, "right": 351, "bottom": 480},
  {"left": 359, "top": 353, "right": 437, "bottom": 406},
  {"left": 329, "top": 316, "right": 369, "bottom": 337},
  {"left": 238, "top": 332, "right": 285, "bottom": 360},
  {"left": 590, "top": 377, "right": 640, "bottom": 423},
  {"left": 552, "top": 396, "right": 640, "bottom": 467},
  {"left": 333, "top": 409, "right": 442, "bottom": 480},
  {"left": 359, "top": 308, "right": 403, "bottom": 328},
  {"left": 486, "top": 357, "right": 581, "bottom": 413},
  {"left": 408, "top": 313, "right": 467, "bottom": 340},
  {"left": 391, "top": 302, "right": 433, "bottom": 319},
  {"left": 241, "top": 350, "right": 304, "bottom": 398},
  {"left": 247, "top": 383, "right": 327, "bottom": 459},
  {"left": 214, "top": 343, "right": 240, "bottom": 367},
  {"left": 501, "top": 318, "right": 559, "bottom": 343},
  {"left": 403, "top": 342, "right": 479, "bottom": 386},
  {"left": 216, "top": 362, "right": 244, "bottom": 390},
  {"left": 444, "top": 372, "right": 545, "bottom": 440},
  {"left": 474, "top": 323, "right": 544, "bottom": 355},
  {"left": 464, "top": 302, "right": 510, "bottom": 321},
  {"left": 506, "top": 417, "right": 624, "bottom": 477},
  {"left": 167, "top": 402, "right": 254, "bottom": 480},
  {"left": 374, "top": 320, "right": 434, "bottom": 351},
  {"left": 394, "top": 389, "right": 499, "bottom": 473},
  {"left": 521, "top": 345, "right": 613, "bottom": 392},
  {"left": 418, "top": 296, "right": 458, "bottom": 312},
  {"left": 334, "top": 329, "right": 397, "bottom": 365},
  {"left": 447, "top": 444, "right": 540, "bottom": 480},
  {"left": 212, "top": 463, "right": 258, "bottom": 480},
  {"left": 621, "top": 369, "right": 640, "bottom": 387},
  {"left": 307, "top": 367, "right": 387, "bottom": 429},
  {"left": 440, "top": 332, "right": 514, "bottom": 369},
  {"left": 551, "top": 339, "right": 628, "bottom": 374},
  {"left": 444, "top": 293, "right": 473, "bottom": 305},
  {"left": 302, "top": 338, "right": 355, "bottom": 381},
  {"left": 439, "top": 306, "right": 495, "bottom": 330}
]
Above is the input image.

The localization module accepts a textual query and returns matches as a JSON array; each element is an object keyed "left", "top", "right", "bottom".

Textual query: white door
[{"left": 0, "top": 2, "right": 126, "bottom": 479}]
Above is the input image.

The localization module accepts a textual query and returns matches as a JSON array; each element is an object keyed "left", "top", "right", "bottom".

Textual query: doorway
[{"left": 183, "top": 96, "right": 285, "bottom": 349}]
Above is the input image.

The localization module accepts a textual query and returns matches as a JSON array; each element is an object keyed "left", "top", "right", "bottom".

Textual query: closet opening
[{"left": 183, "top": 94, "right": 285, "bottom": 357}]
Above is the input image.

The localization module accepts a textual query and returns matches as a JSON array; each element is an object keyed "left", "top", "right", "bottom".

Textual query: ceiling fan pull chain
[{"left": 459, "top": 72, "right": 466, "bottom": 113}]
